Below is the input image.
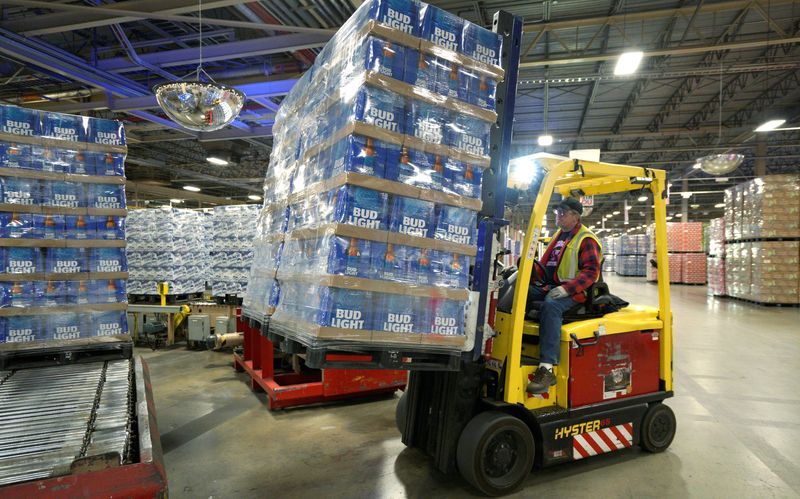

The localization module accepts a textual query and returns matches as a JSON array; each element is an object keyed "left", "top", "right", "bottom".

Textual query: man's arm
[{"left": 560, "top": 238, "right": 601, "bottom": 296}]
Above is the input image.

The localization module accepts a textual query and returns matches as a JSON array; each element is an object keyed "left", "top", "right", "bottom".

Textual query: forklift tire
[
  {"left": 457, "top": 411, "right": 535, "bottom": 496},
  {"left": 395, "top": 391, "right": 408, "bottom": 436},
  {"left": 640, "top": 403, "right": 676, "bottom": 453}
]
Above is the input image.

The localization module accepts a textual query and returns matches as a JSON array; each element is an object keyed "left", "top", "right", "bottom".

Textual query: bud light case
[
  {"left": 2, "top": 212, "right": 39, "bottom": 239},
  {"left": 65, "top": 215, "right": 94, "bottom": 239},
  {"left": 42, "top": 112, "right": 87, "bottom": 143},
  {"left": 427, "top": 298, "right": 465, "bottom": 336},
  {"left": 87, "top": 118, "right": 125, "bottom": 146},
  {"left": 37, "top": 280, "right": 67, "bottom": 307},
  {"left": 432, "top": 251, "right": 470, "bottom": 288},
  {"left": 406, "top": 52, "right": 436, "bottom": 90},
  {"left": 408, "top": 246, "right": 433, "bottom": 285},
  {"left": 385, "top": 147, "right": 430, "bottom": 188},
  {"left": 94, "top": 215, "right": 125, "bottom": 240},
  {"left": 318, "top": 287, "right": 373, "bottom": 331},
  {"left": 36, "top": 214, "right": 66, "bottom": 239},
  {"left": 91, "top": 310, "right": 128, "bottom": 337},
  {"left": 48, "top": 313, "right": 90, "bottom": 341},
  {"left": 45, "top": 181, "right": 84, "bottom": 208},
  {"left": 2, "top": 177, "right": 39, "bottom": 205},
  {"left": 6, "top": 247, "right": 43, "bottom": 274},
  {"left": 38, "top": 146, "right": 62, "bottom": 173},
  {"left": 67, "top": 280, "right": 92, "bottom": 305},
  {"left": 462, "top": 23, "right": 502, "bottom": 67},
  {"left": 95, "top": 152, "right": 125, "bottom": 176},
  {"left": 437, "top": 61, "right": 470, "bottom": 102},
  {"left": 447, "top": 113, "right": 491, "bottom": 157},
  {"left": 91, "top": 248, "right": 126, "bottom": 273},
  {"left": 89, "top": 184, "right": 125, "bottom": 209},
  {"left": 94, "top": 279, "right": 127, "bottom": 304},
  {"left": 7, "top": 280, "right": 37, "bottom": 308},
  {"left": 0, "top": 142, "right": 31, "bottom": 169},
  {"left": 358, "top": 37, "right": 406, "bottom": 81},
  {"left": 2, "top": 316, "right": 40, "bottom": 343},
  {"left": 409, "top": 100, "right": 448, "bottom": 145},
  {"left": 360, "top": 0, "right": 419, "bottom": 36},
  {"left": 388, "top": 196, "right": 434, "bottom": 238},
  {"left": 377, "top": 242, "right": 409, "bottom": 282},
  {"left": 375, "top": 293, "right": 427, "bottom": 335},
  {"left": 420, "top": 4, "right": 463, "bottom": 52},
  {"left": 0, "top": 105, "right": 40, "bottom": 137},
  {"left": 327, "top": 235, "right": 377, "bottom": 279},
  {"left": 353, "top": 86, "right": 405, "bottom": 134},
  {"left": 47, "top": 247, "right": 87, "bottom": 274},
  {"left": 473, "top": 74, "right": 497, "bottom": 110},
  {"left": 449, "top": 160, "right": 482, "bottom": 198},
  {"left": 333, "top": 185, "right": 388, "bottom": 230},
  {"left": 435, "top": 205, "right": 476, "bottom": 245},
  {"left": 329, "top": 134, "right": 387, "bottom": 178},
  {"left": 61, "top": 149, "right": 93, "bottom": 175}
]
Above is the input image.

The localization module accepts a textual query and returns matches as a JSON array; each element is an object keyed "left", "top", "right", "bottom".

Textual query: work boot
[{"left": 527, "top": 366, "right": 556, "bottom": 394}]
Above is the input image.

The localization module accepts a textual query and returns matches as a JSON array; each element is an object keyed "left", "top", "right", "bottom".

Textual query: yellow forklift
[{"left": 397, "top": 153, "right": 676, "bottom": 495}]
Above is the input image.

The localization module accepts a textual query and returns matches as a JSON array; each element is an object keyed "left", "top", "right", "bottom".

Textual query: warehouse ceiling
[{"left": 0, "top": 0, "right": 798, "bottom": 220}]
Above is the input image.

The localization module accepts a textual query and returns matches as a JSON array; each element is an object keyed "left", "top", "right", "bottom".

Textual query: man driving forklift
[{"left": 524, "top": 197, "right": 602, "bottom": 393}]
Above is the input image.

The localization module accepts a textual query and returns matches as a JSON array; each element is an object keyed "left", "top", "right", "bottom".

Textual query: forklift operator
[{"left": 527, "top": 197, "right": 602, "bottom": 393}]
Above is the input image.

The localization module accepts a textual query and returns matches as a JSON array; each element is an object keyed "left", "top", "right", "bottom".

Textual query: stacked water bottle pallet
[
  {"left": 244, "top": 0, "right": 504, "bottom": 356},
  {"left": 707, "top": 218, "right": 726, "bottom": 296},
  {"left": 0, "top": 104, "right": 129, "bottom": 344},
  {"left": 209, "top": 204, "right": 259, "bottom": 298},
  {"left": 616, "top": 234, "right": 648, "bottom": 277},
  {"left": 126, "top": 208, "right": 210, "bottom": 299},
  {"left": 599, "top": 236, "right": 617, "bottom": 273},
  {"left": 723, "top": 175, "right": 800, "bottom": 305},
  {"left": 646, "top": 222, "right": 706, "bottom": 284}
]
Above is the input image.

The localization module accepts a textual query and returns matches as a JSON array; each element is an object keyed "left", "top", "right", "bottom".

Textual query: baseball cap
[{"left": 557, "top": 197, "right": 583, "bottom": 215}]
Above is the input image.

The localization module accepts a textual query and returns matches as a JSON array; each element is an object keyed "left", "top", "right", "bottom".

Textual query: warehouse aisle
[{"left": 139, "top": 276, "right": 800, "bottom": 498}]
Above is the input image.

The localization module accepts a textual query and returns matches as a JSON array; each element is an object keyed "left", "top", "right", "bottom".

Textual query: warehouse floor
[{"left": 138, "top": 275, "right": 800, "bottom": 498}]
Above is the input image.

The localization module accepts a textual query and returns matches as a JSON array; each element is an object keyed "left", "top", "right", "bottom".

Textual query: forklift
[{"left": 395, "top": 12, "right": 676, "bottom": 497}]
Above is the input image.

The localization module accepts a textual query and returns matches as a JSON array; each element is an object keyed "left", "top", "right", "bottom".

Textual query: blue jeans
[{"left": 527, "top": 286, "right": 577, "bottom": 365}]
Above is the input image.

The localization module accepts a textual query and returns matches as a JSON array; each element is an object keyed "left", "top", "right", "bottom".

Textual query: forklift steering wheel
[{"left": 532, "top": 260, "right": 548, "bottom": 288}]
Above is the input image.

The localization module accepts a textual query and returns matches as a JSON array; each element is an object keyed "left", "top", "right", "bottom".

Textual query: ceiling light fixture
[
  {"left": 183, "top": 185, "right": 201, "bottom": 192},
  {"left": 614, "top": 51, "right": 644, "bottom": 75},
  {"left": 612, "top": 211, "right": 620, "bottom": 215},
  {"left": 692, "top": 163, "right": 702, "bottom": 169},
  {"left": 247, "top": 194, "right": 262, "bottom": 201},
  {"left": 714, "top": 203, "right": 725, "bottom": 208},
  {"left": 170, "top": 199, "right": 184, "bottom": 204},
  {"left": 538, "top": 135, "right": 554, "bottom": 146},
  {"left": 637, "top": 195, "right": 647, "bottom": 202},
  {"left": 153, "top": 0, "right": 246, "bottom": 131},
  {"left": 754, "top": 119, "right": 786, "bottom": 132},
  {"left": 206, "top": 156, "right": 229, "bottom": 166}
]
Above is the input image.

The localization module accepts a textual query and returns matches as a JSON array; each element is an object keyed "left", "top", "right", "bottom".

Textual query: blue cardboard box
[
  {"left": 474, "top": 74, "right": 497, "bottom": 110},
  {"left": 354, "top": 86, "right": 405, "bottom": 134},
  {"left": 0, "top": 105, "right": 40, "bottom": 137},
  {"left": 363, "top": 0, "right": 419, "bottom": 36},
  {"left": 61, "top": 149, "right": 93, "bottom": 175},
  {"left": 2, "top": 316, "right": 40, "bottom": 343},
  {"left": 95, "top": 152, "right": 125, "bottom": 176},
  {"left": 0, "top": 142, "right": 31, "bottom": 169},
  {"left": 2, "top": 212, "right": 39, "bottom": 239},
  {"left": 67, "top": 280, "right": 92, "bottom": 305},
  {"left": 329, "top": 134, "right": 387, "bottom": 178},
  {"left": 447, "top": 113, "right": 491, "bottom": 156},
  {"left": 435, "top": 205, "right": 476, "bottom": 245},
  {"left": 359, "top": 36, "right": 406, "bottom": 80},
  {"left": 47, "top": 247, "right": 87, "bottom": 274},
  {"left": 36, "top": 214, "right": 66, "bottom": 239},
  {"left": 91, "top": 310, "right": 128, "bottom": 336},
  {"left": 318, "top": 287, "right": 373, "bottom": 331},
  {"left": 435, "top": 61, "right": 470, "bottom": 101},
  {"left": 7, "top": 281, "right": 37, "bottom": 308},
  {"left": 45, "top": 181, "right": 84, "bottom": 208},
  {"left": 432, "top": 251, "right": 470, "bottom": 288},
  {"left": 388, "top": 196, "right": 435, "bottom": 238},
  {"left": 2, "top": 177, "right": 39, "bottom": 205},
  {"left": 48, "top": 313, "right": 90, "bottom": 341},
  {"left": 408, "top": 246, "right": 434, "bottom": 285},
  {"left": 333, "top": 185, "right": 388, "bottom": 230},
  {"left": 409, "top": 100, "right": 448, "bottom": 145},
  {"left": 42, "top": 112, "right": 87, "bottom": 143},
  {"left": 427, "top": 298, "right": 465, "bottom": 336},
  {"left": 91, "top": 248, "right": 127, "bottom": 273},
  {"left": 448, "top": 160, "right": 482, "bottom": 198},
  {"left": 420, "top": 4, "right": 463, "bottom": 52},
  {"left": 375, "top": 293, "right": 428, "bottom": 334},
  {"left": 87, "top": 118, "right": 125, "bottom": 146},
  {"left": 88, "top": 184, "right": 125, "bottom": 209},
  {"left": 6, "top": 247, "right": 43, "bottom": 274},
  {"left": 379, "top": 243, "right": 410, "bottom": 282},
  {"left": 33, "top": 146, "right": 59, "bottom": 172},
  {"left": 462, "top": 23, "right": 503, "bottom": 67},
  {"left": 385, "top": 147, "right": 435, "bottom": 188},
  {"left": 36, "top": 280, "right": 67, "bottom": 307},
  {"left": 326, "top": 235, "right": 377, "bottom": 279},
  {"left": 406, "top": 52, "right": 437, "bottom": 91},
  {"left": 94, "top": 279, "right": 127, "bottom": 304},
  {"left": 94, "top": 215, "right": 125, "bottom": 240},
  {"left": 65, "top": 215, "right": 94, "bottom": 239}
]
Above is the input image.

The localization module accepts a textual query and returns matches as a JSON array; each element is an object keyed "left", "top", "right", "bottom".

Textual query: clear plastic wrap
[
  {"left": 126, "top": 208, "right": 210, "bottom": 295},
  {"left": 706, "top": 256, "right": 726, "bottom": 296},
  {"left": 707, "top": 218, "right": 725, "bottom": 257},
  {"left": 209, "top": 204, "right": 259, "bottom": 296},
  {"left": 244, "top": 0, "right": 502, "bottom": 351}
]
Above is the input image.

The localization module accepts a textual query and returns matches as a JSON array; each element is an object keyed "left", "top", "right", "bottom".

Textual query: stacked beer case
[
  {"left": 706, "top": 218, "right": 725, "bottom": 295},
  {"left": 126, "top": 208, "right": 210, "bottom": 295},
  {"left": 243, "top": 0, "right": 504, "bottom": 351},
  {"left": 209, "top": 204, "right": 259, "bottom": 297},
  {"left": 646, "top": 222, "right": 706, "bottom": 284},
  {"left": 616, "top": 234, "right": 648, "bottom": 276},
  {"left": 0, "top": 104, "right": 128, "bottom": 343},
  {"left": 723, "top": 175, "right": 800, "bottom": 305}
]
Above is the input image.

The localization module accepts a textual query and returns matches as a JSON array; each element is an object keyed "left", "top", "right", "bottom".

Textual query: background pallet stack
[
  {"left": 600, "top": 236, "right": 617, "bottom": 274},
  {"left": 723, "top": 175, "right": 800, "bottom": 305},
  {"left": 0, "top": 104, "right": 128, "bottom": 343},
  {"left": 209, "top": 204, "right": 259, "bottom": 298},
  {"left": 617, "top": 234, "right": 648, "bottom": 277},
  {"left": 646, "top": 222, "right": 706, "bottom": 284},
  {"left": 126, "top": 208, "right": 210, "bottom": 297},
  {"left": 244, "top": 0, "right": 504, "bottom": 351},
  {"left": 707, "top": 218, "right": 726, "bottom": 296}
]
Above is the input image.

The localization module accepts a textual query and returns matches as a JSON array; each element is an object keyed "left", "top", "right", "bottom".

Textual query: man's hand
[{"left": 546, "top": 286, "right": 568, "bottom": 300}]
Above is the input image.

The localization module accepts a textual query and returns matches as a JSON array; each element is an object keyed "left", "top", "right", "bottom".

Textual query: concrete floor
[{"left": 139, "top": 275, "right": 800, "bottom": 498}]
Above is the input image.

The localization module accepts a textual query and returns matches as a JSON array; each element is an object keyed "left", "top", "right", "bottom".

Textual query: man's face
[{"left": 555, "top": 208, "right": 580, "bottom": 231}]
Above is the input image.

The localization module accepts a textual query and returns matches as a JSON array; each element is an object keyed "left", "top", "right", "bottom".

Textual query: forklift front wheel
[
  {"left": 457, "top": 411, "right": 535, "bottom": 496},
  {"left": 640, "top": 403, "right": 676, "bottom": 453}
]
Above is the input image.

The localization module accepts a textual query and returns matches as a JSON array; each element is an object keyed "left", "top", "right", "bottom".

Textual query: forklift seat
[{"left": 525, "top": 282, "right": 627, "bottom": 324}]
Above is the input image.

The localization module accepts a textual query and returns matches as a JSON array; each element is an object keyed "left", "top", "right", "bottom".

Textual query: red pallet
[{"left": 233, "top": 315, "right": 407, "bottom": 409}]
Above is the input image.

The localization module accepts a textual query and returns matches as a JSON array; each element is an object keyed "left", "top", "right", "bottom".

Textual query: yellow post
[{"left": 158, "top": 282, "right": 168, "bottom": 307}]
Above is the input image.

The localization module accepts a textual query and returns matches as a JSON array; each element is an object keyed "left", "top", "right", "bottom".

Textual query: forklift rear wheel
[
  {"left": 457, "top": 411, "right": 535, "bottom": 496},
  {"left": 640, "top": 403, "right": 676, "bottom": 453},
  {"left": 395, "top": 391, "right": 408, "bottom": 436}
]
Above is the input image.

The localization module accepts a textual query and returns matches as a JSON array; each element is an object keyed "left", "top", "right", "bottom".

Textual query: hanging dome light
[
  {"left": 697, "top": 153, "right": 744, "bottom": 175},
  {"left": 154, "top": 81, "right": 245, "bottom": 131}
]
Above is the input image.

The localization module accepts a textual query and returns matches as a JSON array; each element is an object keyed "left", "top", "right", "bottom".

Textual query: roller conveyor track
[{"left": 0, "top": 359, "right": 136, "bottom": 487}]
